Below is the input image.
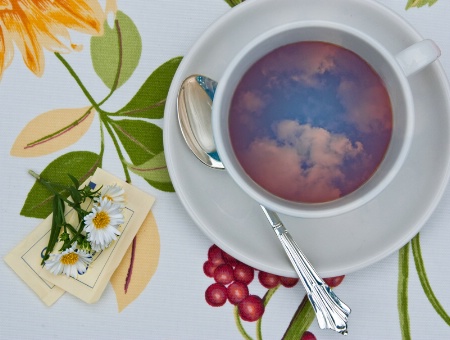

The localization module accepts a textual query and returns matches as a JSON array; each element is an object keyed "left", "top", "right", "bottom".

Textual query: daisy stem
[
  {"left": 28, "top": 170, "right": 89, "bottom": 217},
  {"left": 42, "top": 195, "right": 66, "bottom": 265},
  {"left": 65, "top": 223, "right": 78, "bottom": 236},
  {"left": 28, "top": 170, "right": 72, "bottom": 205},
  {"left": 68, "top": 219, "right": 87, "bottom": 249}
]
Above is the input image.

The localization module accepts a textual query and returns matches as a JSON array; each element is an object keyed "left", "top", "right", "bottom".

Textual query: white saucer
[{"left": 163, "top": 0, "right": 450, "bottom": 277}]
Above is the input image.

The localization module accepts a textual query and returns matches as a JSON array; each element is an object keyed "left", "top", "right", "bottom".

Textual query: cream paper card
[
  {"left": 3, "top": 176, "right": 94, "bottom": 306},
  {"left": 5, "top": 168, "right": 155, "bottom": 305}
]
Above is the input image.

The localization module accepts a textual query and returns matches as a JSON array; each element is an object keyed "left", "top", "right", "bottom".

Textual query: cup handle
[{"left": 395, "top": 39, "right": 441, "bottom": 77}]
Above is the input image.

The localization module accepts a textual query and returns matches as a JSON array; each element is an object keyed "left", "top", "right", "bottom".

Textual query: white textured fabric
[{"left": 1, "top": 0, "right": 449, "bottom": 339}]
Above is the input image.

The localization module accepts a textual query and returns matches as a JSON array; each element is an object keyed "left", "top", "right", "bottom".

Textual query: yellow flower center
[
  {"left": 104, "top": 195, "right": 113, "bottom": 201},
  {"left": 93, "top": 211, "right": 110, "bottom": 229},
  {"left": 60, "top": 252, "right": 79, "bottom": 265}
]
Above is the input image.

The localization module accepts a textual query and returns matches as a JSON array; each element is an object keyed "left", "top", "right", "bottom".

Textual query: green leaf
[
  {"left": 411, "top": 234, "right": 450, "bottom": 325},
  {"left": 398, "top": 243, "right": 411, "bottom": 340},
  {"left": 91, "top": 11, "right": 142, "bottom": 89},
  {"left": 116, "top": 57, "right": 182, "bottom": 118},
  {"left": 145, "top": 178, "right": 174, "bottom": 192},
  {"left": 68, "top": 173, "right": 80, "bottom": 188},
  {"left": 110, "top": 119, "right": 174, "bottom": 192},
  {"left": 406, "top": 0, "right": 438, "bottom": 9},
  {"left": 224, "top": 0, "right": 244, "bottom": 7},
  {"left": 20, "top": 151, "right": 101, "bottom": 218},
  {"left": 126, "top": 152, "right": 171, "bottom": 183},
  {"left": 110, "top": 119, "right": 163, "bottom": 164}
]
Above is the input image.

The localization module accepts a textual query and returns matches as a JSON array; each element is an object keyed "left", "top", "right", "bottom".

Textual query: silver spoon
[{"left": 177, "top": 74, "right": 351, "bottom": 334}]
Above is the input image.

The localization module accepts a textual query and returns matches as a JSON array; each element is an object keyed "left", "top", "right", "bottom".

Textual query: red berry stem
[
  {"left": 234, "top": 305, "right": 253, "bottom": 340},
  {"left": 256, "top": 284, "right": 280, "bottom": 340},
  {"left": 254, "top": 285, "right": 280, "bottom": 339},
  {"left": 281, "top": 294, "right": 316, "bottom": 340}
]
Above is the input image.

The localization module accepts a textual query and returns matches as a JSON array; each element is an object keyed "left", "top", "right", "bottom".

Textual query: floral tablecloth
[{"left": 1, "top": 0, "right": 450, "bottom": 339}]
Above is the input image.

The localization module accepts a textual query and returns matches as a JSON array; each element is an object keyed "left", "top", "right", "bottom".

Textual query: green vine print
[{"left": 19, "top": 10, "right": 180, "bottom": 220}]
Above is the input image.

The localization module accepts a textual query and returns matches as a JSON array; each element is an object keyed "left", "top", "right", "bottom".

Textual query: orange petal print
[
  {"left": 10, "top": 106, "right": 95, "bottom": 157},
  {"left": 0, "top": 0, "right": 105, "bottom": 79},
  {"left": 111, "top": 212, "right": 161, "bottom": 312}
]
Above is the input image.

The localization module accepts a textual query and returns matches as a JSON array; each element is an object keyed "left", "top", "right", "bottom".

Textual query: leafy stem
[
  {"left": 30, "top": 171, "right": 101, "bottom": 263},
  {"left": 99, "top": 18, "right": 123, "bottom": 105},
  {"left": 100, "top": 115, "right": 131, "bottom": 182},
  {"left": 411, "top": 234, "right": 450, "bottom": 325},
  {"left": 234, "top": 305, "right": 253, "bottom": 340},
  {"left": 37, "top": 19, "right": 123, "bottom": 150},
  {"left": 29, "top": 170, "right": 73, "bottom": 207},
  {"left": 398, "top": 242, "right": 411, "bottom": 340},
  {"left": 282, "top": 294, "right": 315, "bottom": 340},
  {"left": 256, "top": 285, "right": 280, "bottom": 340},
  {"left": 406, "top": 0, "right": 438, "bottom": 9},
  {"left": 54, "top": 16, "right": 132, "bottom": 183},
  {"left": 55, "top": 52, "right": 110, "bottom": 115},
  {"left": 224, "top": 0, "right": 244, "bottom": 7}
]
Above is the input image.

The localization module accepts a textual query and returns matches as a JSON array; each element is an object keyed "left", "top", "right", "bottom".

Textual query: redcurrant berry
[
  {"left": 208, "top": 244, "right": 225, "bottom": 265},
  {"left": 203, "top": 261, "right": 217, "bottom": 278},
  {"left": 214, "top": 264, "right": 234, "bottom": 285},
  {"left": 301, "top": 331, "right": 317, "bottom": 340},
  {"left": 258, "top": 271, "right": 280, "bottom": 289},
  {"left": 227, "top": 281, "right": 249, "bottom": 305},
  {"left": 222, "top": 251, "right": 239, "bottom": 267},
  {"left": 238, "top": 295, "right": 265, "bottom": 322},
  {"left": 324, "top": 275, "right": 345, "bottom": 288},
  {"left": 205, "top": 283, "right": 227, "bottom": 307},
  {"left": 234, "top": 262, "right": 254, "bottom": 285},
  {"left": 279, "top": 276, "right": 299, "bottom": 288}
]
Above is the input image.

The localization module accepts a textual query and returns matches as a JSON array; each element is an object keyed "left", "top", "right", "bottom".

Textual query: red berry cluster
[{"left": 204, "top": 244, "right": 300, "bottom": 322}]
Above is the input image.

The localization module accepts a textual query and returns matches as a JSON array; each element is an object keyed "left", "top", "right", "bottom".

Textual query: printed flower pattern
[
  {"left": 5, "top": 0, "right": 448, "bottom": 336},
  {"left": 0, "top": 0, "right": 105, "bottom": 78}
]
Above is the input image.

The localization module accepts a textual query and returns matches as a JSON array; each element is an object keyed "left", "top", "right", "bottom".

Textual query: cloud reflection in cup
[{"left": 229, "top": 41, "right": 393, "bottom": 203}]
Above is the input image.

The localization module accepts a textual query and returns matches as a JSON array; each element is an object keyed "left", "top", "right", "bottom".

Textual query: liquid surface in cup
[{"left": 229, "top": 41, "right": 393, "bottom": 203}]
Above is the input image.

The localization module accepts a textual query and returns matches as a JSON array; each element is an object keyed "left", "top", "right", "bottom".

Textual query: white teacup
[{"left": 212, "top": 21, "right": 440, "bottom": 218}]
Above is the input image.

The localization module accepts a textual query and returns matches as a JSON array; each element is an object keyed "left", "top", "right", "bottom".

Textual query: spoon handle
[{"left": 260, "top": 205, "right": 351, "bottom": 335}]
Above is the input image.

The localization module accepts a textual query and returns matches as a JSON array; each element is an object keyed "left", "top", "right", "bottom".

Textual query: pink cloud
[
  {"left": 233, "top": 90, "right": 268, "bottom": 129},
  {"left": 238, "top": 91, "right": 267, "bottom": 113},
  {"left": 337, "top": 79, "right": 392, "bottom": 134},
  {"left": 239, "top": 120, "right": 366, "bottom": 203},
  {"left": 261, "top": 42, "right": 338, "bottom": 89}
]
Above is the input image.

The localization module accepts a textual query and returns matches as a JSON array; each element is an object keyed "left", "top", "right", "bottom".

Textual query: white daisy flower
[
  {"left": 44, "top": 244, "right": 92, "bottom": 278},
  {"left": 84, "top": 198, "right": 124, "bottom": 251},
  {"left": 94, "top": 183, "right": 125, "bottom": 207}
]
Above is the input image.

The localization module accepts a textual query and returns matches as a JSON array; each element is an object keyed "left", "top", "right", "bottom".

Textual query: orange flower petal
[
  {"left": 21, "top": 0, "right": 104, "bottom": 36},
  {"left": 0, "top": 26, "right": 5, "bottom": 76},
  {"left": 1, "top": 9, "right": 44, "bottom": 76},
  {"left": 0, "top": 0, "right": 104, "bottom": 77},
  {"left": 0, "top": 0, "right": 12, "bottom": 11},
  {"left": 0, "top": 24, "right": 14, "bottom": 79}
]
